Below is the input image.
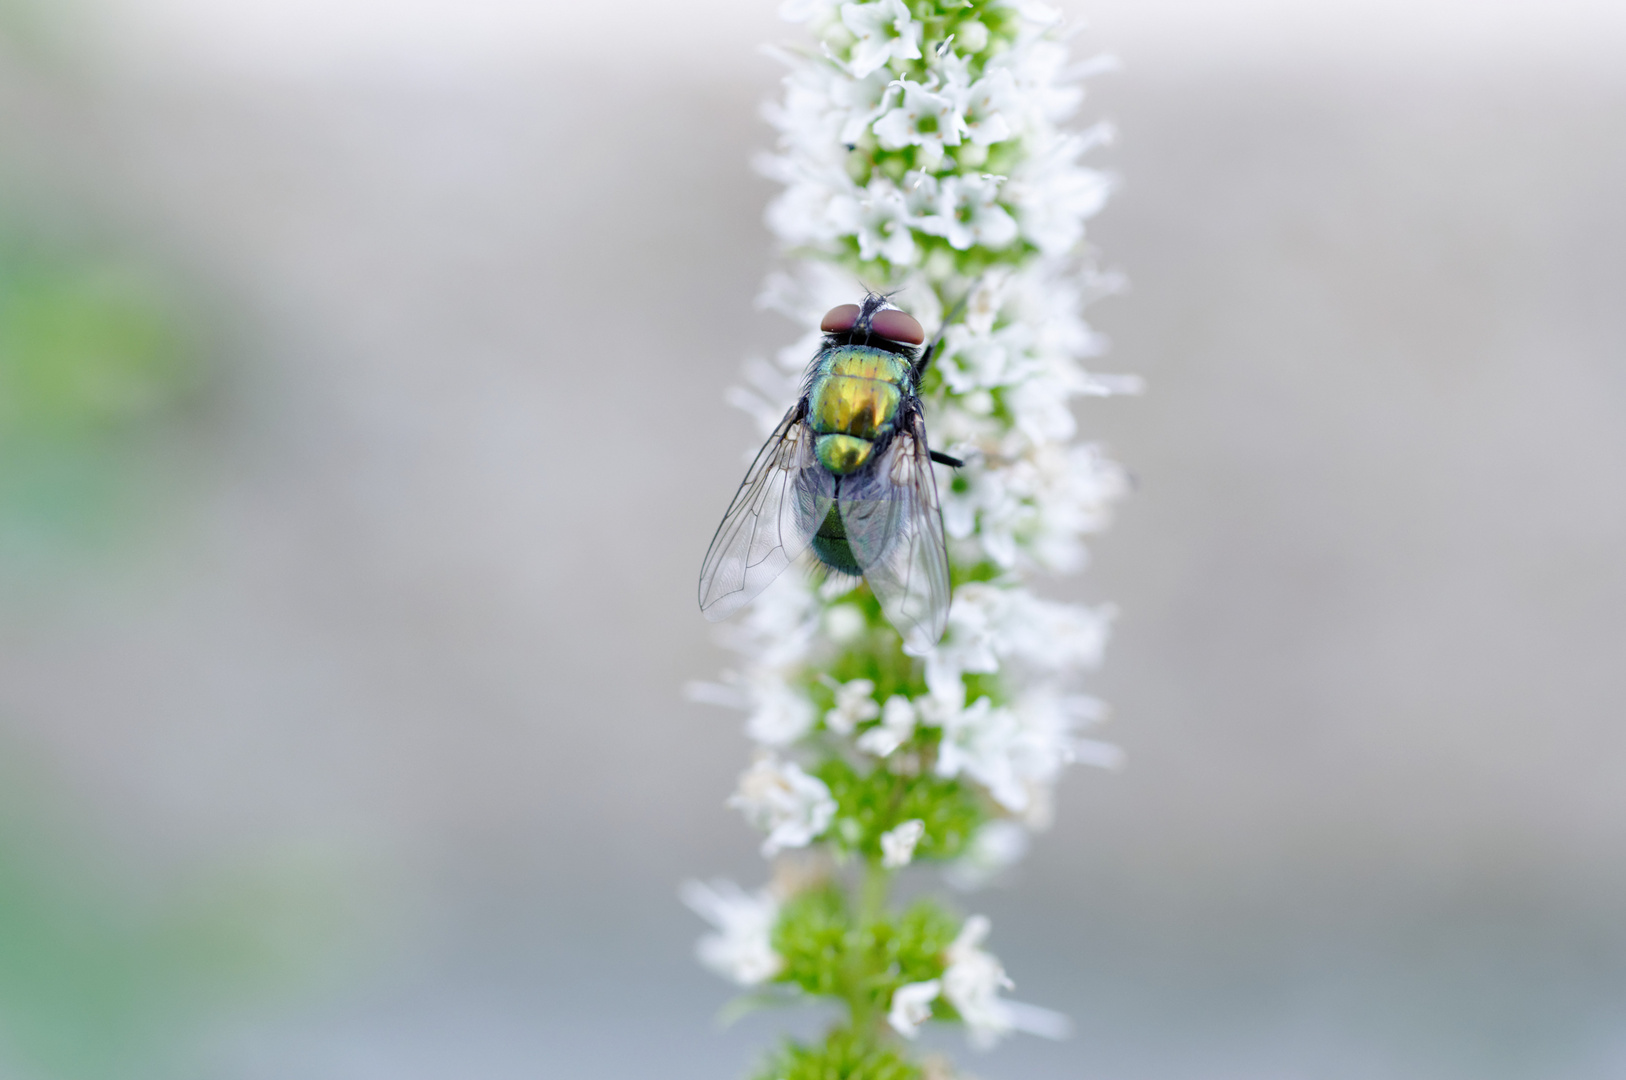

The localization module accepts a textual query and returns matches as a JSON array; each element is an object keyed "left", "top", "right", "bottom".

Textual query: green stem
[
  {"left": 859, "top": 859, "right": 890, "bottom": 927},
  {"left": 843, "top": 859, "right": 894, "bottom": 1041}
]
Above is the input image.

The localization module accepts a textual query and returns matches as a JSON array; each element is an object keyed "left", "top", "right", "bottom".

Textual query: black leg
[
  {"left": 916, "top": 292, "right": 972, "bottom": 380},
  {"left": 912, "top": 342, "right": 935, "bottom": 382}
]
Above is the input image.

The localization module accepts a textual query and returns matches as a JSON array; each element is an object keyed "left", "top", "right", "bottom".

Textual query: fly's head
[{"left": 819, "top": 295, "right": 925, "bottom": 358}]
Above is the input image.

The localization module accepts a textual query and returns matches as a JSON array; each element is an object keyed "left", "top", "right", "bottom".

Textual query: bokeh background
[{"left": 1, "top": 0, "right": 1624, "bottom": 1077}]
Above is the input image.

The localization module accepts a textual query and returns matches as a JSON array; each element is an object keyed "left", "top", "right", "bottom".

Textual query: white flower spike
[
  {"left": 918, "top": 174, "right": 1019, "bottom": 251},
  {"left": 942, "top": 915, "right": 1071, "bottom": 1049},
  {"left": 690, "top": 0, "right": 1132, "bottom": 1073},
  {"left": 728, "top": 754, "right": 838, "bottom": 856},
  {"left": 888, "top": 979, "right": 942, "bottom": 1037},
  {"left": 856, "top": 694, "right": 917, "bottom": 757},
  {"left": 841, "top": 0, "right": 923, "bottom": 78},
  {"left": 880, "top": 818, "right": 926, "bottom": 868},
  {"left": 873, "top": 80, "right": 966, "bottom": 171},
  {"left": 824, "top": 678, "right": 881, "bottom": 735},
  {"left": 680, "top": 880, "right": 785, "bottom": 986}
]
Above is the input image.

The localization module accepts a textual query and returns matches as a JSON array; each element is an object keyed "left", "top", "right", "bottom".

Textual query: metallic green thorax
[
  {"left": 806, "top": 345, "right": 915, "bottom": 574},
  {"left": 807, "top": 345, "right": 913, "bottom": 475}
]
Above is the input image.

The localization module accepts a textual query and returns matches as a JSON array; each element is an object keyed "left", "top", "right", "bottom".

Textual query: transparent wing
[
  {"left": 838, "top": 407, "right": 952, "bottom": 652},
  {"left": 699, "top": 404, "right": 819, "bottom": 621}
]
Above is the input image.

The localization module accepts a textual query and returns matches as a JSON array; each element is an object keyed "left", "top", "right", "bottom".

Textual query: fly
[{"left": 698, "top": 294, "right": 962, "bottom": 651}]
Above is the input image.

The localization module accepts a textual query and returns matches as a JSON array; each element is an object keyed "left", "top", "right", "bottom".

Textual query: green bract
[
  {"left": 814, "top": 759, "right": 985, "bottom": 863},
  {"left": 753, "top": 1029, "right": 923, "bottom": 1080},
  {"left": 805, "top": 587, "right": 924, "bottom": 705},
  {"left": 773, "top": 886, "right": 960, "bottom": 1014}
]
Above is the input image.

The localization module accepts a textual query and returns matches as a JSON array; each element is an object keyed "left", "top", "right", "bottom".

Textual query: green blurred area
[
  {"left": 0, "top": 227, "right": 346, "bottom": 1075},
  {"left": 0, "top": 245, "right": 200, "bottom": 437},
  {"left": 0, "top": 0, "right": 77, "bottom": 66},
  {"left": 0, "top": 796, "right": 354, "bottom": 1080},
  {"left": 0, "top": 215, "right": 356, "bottom": 1079},
  {"left": 0, "top": 15, "right": 355, "bottom": 1070},
  {"left": 0, "top": 0, "right": 210, "bottom": 560},
  {"left": 0, "top": 230, "right": 210, "bottom": 562}
]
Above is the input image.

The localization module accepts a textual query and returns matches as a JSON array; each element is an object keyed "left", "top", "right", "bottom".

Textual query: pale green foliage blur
[
  {"left": 0, "top": 14, "right": 354, "bottom": 1079},
  {"left": 0, "top": 234, "right": 208, "bottom": 557},
  {"left": 0, "top": 749, "right": 354, "bottom": 1080}
]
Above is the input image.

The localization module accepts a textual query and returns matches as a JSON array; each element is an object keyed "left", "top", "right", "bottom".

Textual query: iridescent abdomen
[
  {"left": 807, "top": 346, "right": 911, "bottom": 477},
  {"left": 810, "top": 501, "right": 863, "bottom": 574}
]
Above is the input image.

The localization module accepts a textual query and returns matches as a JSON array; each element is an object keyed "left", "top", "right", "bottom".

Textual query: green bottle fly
[
  {"left": 699, "top": 295, "right": 961, "bottom": 650},
  {"left": 805, "top": 345, "right": 913, "bottom": 573}
]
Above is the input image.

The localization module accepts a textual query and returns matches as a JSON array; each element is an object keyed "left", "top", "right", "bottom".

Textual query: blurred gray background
[{"left": 0, "top": 1, "right": 1623, "bottom": 1077}]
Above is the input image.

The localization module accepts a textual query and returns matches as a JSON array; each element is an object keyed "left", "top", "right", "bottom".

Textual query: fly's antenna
[{"left": 853, "top": 291, "right": 891, "bottom": 347}]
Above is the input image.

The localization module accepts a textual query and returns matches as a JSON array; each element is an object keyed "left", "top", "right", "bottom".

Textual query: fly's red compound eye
[
  {"left": 870, "top": 308, "right": 925, "bottom": 345},
  {"left": 820, "top": 304, "right": 861, "bottom": 332}
]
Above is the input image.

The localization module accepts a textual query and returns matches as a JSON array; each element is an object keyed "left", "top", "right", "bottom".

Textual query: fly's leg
[{"left": 913, "top": 291, "right": 974, "bottom": 382}]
